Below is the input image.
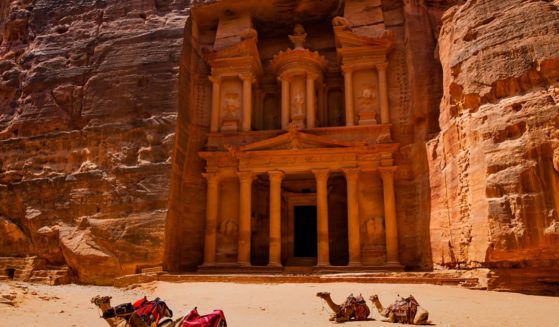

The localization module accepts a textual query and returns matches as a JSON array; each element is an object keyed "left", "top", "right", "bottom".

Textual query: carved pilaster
[
  {"left": 376, "top": 62, "right": 390, "bottom": 124},
  {"left": 342, "top": 66, "right": 354, "bottom": 126},
  {"left": 268, "top": 170, "right": 285, "bottom": 266},
  {"left": 202, "top": 171, "right": 222, "bottom": 266},
  {"left": 209, "top": 76, "right": 222, "bottom": 132},
  {"left": 343, "top": 168, "right": 361, "bottom": 265},
  {"left": 279, "top": 76, "right": 290, "bottom": 130},
  {"left": 306, "top": 73, "right": 317, "bottom": 129},
  {"left": 379, "top": 166, "right": 399, "bottom": 265},
  {"left": 312, "top": 169, "right": 330, "bottom": 266},
  {"left": 240, "top": 74, "right": 255, "bottom": 131},
  {"left": 237, "top": 171, "right": 255, "bottom": 266}
]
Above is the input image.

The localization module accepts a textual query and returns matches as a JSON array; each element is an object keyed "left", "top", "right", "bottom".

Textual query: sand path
[{"left": 1, "top": 281, "right": 557, "bottom": 326}]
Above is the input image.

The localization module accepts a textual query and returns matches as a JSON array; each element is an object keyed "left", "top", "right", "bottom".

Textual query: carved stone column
[
  {"left": 313, "top": 169, "right": 330, "bottom": 266},
  {"left": 306, "top": 73, "right": 316, "bottom": 129},
  {"left": 280, "top": 76, "right": 290, "bottom": 130},
  {"left": 342, "top": 67, "right": 354, "bottom": 126},
  {"left": 240, "top": 74, "right": 254, "bottom": 131},
  {"left": 268, "top": 170, "right": 285, "bottom": 266},
  {"left": 237, "top": 171, "right": 254, "bottom": 266},
  {"left": 343, "top": 168, "right": 361, "bottom": 266},
  {"left": 377, "top": 62, "right": 390, "bottom": 124},
  {"left": 209, "top": 76, "right": 222, "bottom": 132},
  {"left": 379, "top": 167, "right": 400, "bottom": 265},
  {"left": 202, "top": 172, "right": 221, "bottom": 266}
]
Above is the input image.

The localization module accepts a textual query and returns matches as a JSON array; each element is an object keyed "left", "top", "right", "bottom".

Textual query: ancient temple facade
[{"left": 168, "top": 0, "right": 413, "bottom": 272}]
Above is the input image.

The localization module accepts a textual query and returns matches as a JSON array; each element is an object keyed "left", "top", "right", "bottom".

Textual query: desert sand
[{"left": 1, "top": 280, "right": 557, "bottom": 327}]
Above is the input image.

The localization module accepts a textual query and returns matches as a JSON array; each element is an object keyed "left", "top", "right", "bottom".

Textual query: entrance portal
[{"left": 294, "top": 206, "right": 317, "bottom": 257}]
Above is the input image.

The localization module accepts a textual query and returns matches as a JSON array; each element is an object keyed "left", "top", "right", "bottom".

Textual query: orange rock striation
[
  {"left": 0, "top": 0, "right": 188, "bottom": 284},
  {"left": 428, "top": 0, "right": 559, "bottom": 270}
]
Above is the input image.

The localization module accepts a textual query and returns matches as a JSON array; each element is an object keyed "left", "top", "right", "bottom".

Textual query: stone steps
[
  {"left": 114, "top": 271, "right": 481, "bottom": 288},
  {"left": 0, "top": 256, "right": 71, "bottom": 285}
]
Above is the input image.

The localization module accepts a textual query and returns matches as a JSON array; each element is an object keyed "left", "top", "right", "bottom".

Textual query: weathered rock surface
[
  {"left": 428, "top": 0, "right": 559, "bottom": 268},
  {"left": 0, "top": 0, "right": 188, "bottom": 284}
]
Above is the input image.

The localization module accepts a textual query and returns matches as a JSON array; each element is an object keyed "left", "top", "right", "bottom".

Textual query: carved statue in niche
[
  {"left": 219, "top": 219, "right": 238, "bottom": 240},
  {"left": 365, "top": 215, "right": 384, "bottom": 245},
  {"left": 221, "top": 92, "right": 241, "bottom": 131},
  {"left": 290, "top": 92, "right": 306, "bottom": 129},
  {"left": 292, "top": 93, "right": 305, "bottom": 116},
  {"left": 361, "top": 215, "right": 385, "bottom": 263},
  {"left": 357, "top": 83, "right": 378, "bottom": 125},
  {"left": 222, "top": 92, "right": 240, "bottom": 119}
]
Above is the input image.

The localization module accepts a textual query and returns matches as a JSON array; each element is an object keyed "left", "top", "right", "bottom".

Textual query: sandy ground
[{"left": 1, "top": 281, "right": 558, "bottom": 327}]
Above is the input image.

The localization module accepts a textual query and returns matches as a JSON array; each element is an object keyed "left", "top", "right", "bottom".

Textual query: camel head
[
  {"left": 369, "top": 294, "right": 379, "bottom": 302},
  {"left": 91, "top": 295, "right": 112, "bottom": 307},
  {"left": 316, "top": 292, "right": 330, "bottom": 298}
]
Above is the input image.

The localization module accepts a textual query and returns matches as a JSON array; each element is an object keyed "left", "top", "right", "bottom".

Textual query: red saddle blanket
[{"left": 182, "top": 307, "right": 227, "bottom": 327}]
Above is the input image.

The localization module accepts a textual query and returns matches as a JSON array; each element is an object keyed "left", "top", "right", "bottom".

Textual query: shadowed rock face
[
  {"left": 0, "top": 0, "right": 189, "bottom": 284},
  {"left": 428, "top": 0, "right": 559, "bottom": 268}
]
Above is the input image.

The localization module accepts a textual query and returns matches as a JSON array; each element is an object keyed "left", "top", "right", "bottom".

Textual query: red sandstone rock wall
[
  {"left": 0, "top": 0, "right": 188, "bottom": 284},
  {"left": 428, "top": 0, "right": 559, "bottom": 268}
]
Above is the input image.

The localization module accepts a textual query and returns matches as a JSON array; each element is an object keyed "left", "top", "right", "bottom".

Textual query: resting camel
[
  {"left": 91, "top": 295, "right": 182, "bottom": 327},
  {"left": 369, "top": 294, "right": 429, "bottom": 325},
  {"left": 316, "top": 292, "right": 370, "bottom": 322}
]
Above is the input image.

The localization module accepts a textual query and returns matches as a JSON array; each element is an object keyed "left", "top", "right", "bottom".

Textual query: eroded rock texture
[
  {"left": 0, "top": 0, "right": 188, "bottom": 284},
  {"left": 428, "top": 0, "right": 559, "bottom": 268}
]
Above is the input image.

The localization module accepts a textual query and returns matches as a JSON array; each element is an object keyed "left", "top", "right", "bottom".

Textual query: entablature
[{"left": 205, "top": 124, "right": 393, "bottom": 151}]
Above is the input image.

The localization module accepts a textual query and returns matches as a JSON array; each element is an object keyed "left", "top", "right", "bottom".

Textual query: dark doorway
[
  {"left": 294, "top": 206, "right": 317, "bottom": 257},
  {"left": 6, "top": 268, "right": 15, "bottom": 279}
]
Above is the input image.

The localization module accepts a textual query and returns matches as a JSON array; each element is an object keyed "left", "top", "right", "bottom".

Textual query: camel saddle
[
  {"left": 336, "top": 294, "right": 370, "bottom": 321},
  {"left": 182, "top": 307, "right": 227, "bottom": 327},
  {"left": 386, "top": 295, "right": 419, "bottom": 324}
]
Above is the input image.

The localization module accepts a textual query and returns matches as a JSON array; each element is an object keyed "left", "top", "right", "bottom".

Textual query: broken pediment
[
  {"left": 237, "top": 127, "right": 367, "bottom": 151},
  {"left": 204, "top": 28, "right": 263, "bottom": 76}
]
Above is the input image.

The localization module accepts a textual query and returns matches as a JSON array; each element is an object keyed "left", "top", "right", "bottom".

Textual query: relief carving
[
  {"left": 222, "top": 92, "right": 241, "bottom": 119},
  {"left": 219, "top": 219, "right": 238, "bottom": 239},
  {"left": 221, "top": 92, "right": 241, "bottom": 131},
  {"left": 365, "top": 215, "right": 384, "bottom": 245},
  {"left": 290, "top": 92, "right": 306, "bottom": 129},
  {"left": 358, "top": 83, "right": 378, "bottom": 125},
  {"left": 291, "top": 93, "right": 305, "bottom": 116}
]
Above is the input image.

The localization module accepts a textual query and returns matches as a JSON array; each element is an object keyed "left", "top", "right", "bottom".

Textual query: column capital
[
  {"left": 208, "top": 75, "right": 222, "bottom": 84},
  {"left": 278, "top": 72, "right": 293, "bottom": 82},
  {"left": 237, "top": 171, "right": 255, "bottom": 182},
  {"left": 341, "top": 65, "right": 354, "bottom": 74},
  {"left": 378, "top": 166, "right": 397, "bottom": 179},
  {"left": 342, "top": 167, "right": 361, "bottom": 179},
  {"left": 202, "top": 171, "right": 221, "bottom": 182},
  {"left": 306, "top": 72, "right": 320, "bottom": 81},
  {"left": 312, "top": 168, "right": 330, "bottom": 181},
  {"left": 375, "top": 62, "right": 388, "bottom": 71},
  {"left": 268, "top": 170, "right": 285, "bottom": 181},
  {"left": 239, "top": 73, "right": 255, "bottom": 83}
]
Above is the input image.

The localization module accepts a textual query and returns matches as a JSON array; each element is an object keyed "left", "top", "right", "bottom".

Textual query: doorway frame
[{"left": 283, "top": 191, "right": 317, "bottom": 265}]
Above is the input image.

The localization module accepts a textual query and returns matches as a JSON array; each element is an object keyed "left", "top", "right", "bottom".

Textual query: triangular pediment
[
  {"left": 237, "top": 128, "right": 366, "bottom": 152},
  {"left": 334, "top": 29, "right": 394, "bottom": 50},
  {"left": 205, "top": 30, "right": 260, "bottom": 62}
]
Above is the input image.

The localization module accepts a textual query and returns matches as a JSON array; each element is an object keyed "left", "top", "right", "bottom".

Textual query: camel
[
  {"left": 316, "top": 292, "right": 370, "bottom": 323},
  {"left": 369, "top": 294, "right": 429, "bottom": 325},
  {"left": 91, "top": 295, "right": 183, "bottom": 327}
]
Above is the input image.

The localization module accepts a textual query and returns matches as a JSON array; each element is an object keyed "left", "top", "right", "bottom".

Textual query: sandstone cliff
[
  {"left": 0, "top": 0, "right": 188, "bottom": 284},
  {"left": 428, "top": 0, "right": 559, "bottom": 269}
]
